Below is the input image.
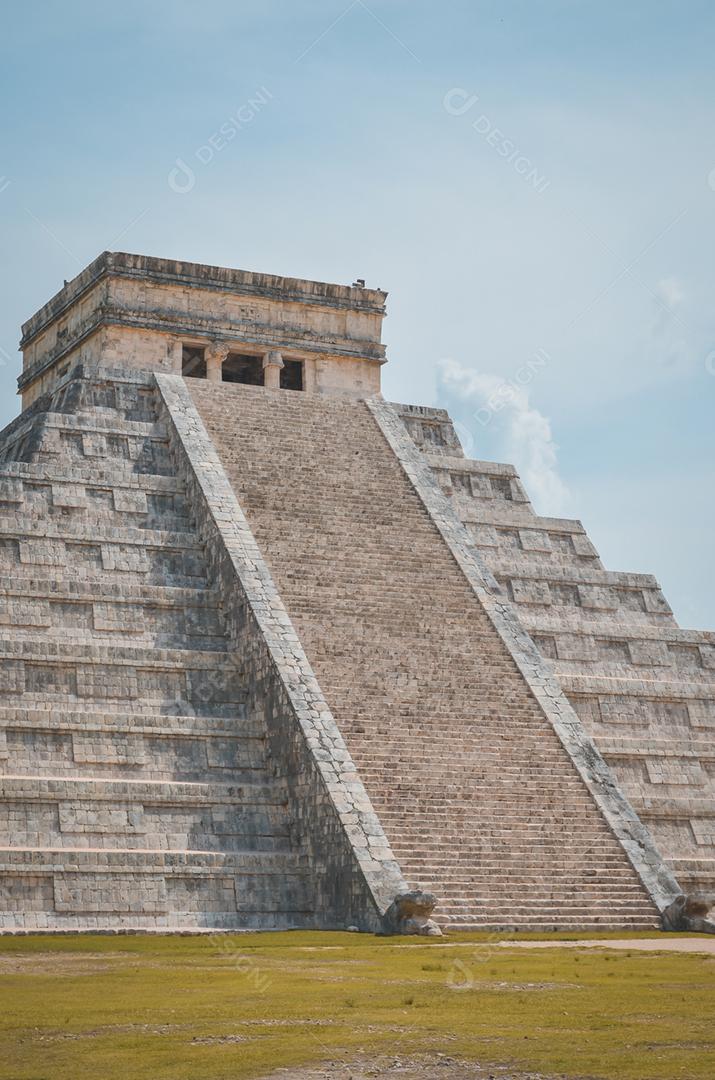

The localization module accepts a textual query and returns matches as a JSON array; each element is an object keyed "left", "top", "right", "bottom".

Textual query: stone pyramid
[{"left": 0, "top": 252, "right": 711, "bottom": 934}]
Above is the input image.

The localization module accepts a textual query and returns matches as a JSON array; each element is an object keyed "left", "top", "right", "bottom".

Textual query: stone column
[
  {"left": 167, "top": 337, "right": 183, "bottom": 374},
  {"left": 206, "top": 342, "right": 229, "bottom": 382},
  {"left": 262, "top": 350, "right": 284, "bottom": 390}
]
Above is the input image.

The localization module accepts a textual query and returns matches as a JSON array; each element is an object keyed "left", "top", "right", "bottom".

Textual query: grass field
[{"left": 0, "top": 930, "right": 713, "bottom": 1080}]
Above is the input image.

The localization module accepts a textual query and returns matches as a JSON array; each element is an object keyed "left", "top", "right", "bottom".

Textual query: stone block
[
  {"left": 76, "top": 664, "right": 139, "bottom": 700},
  {"left": 53, "top": 873, "right": 168, "bottom": 913},
  {"left": 51, "top": 483, "right": 87, "bottom": 508},
  {"left": 468, "top": 474, "right": 493, "bottom": 498},
  {"left": 628, "top": 640, "right": 671, "bottom": 666},
  {"left": 166, "top": 875, "right": 237, "bottom": 913},
  {"left": 688, "top": 701, "right": 715, "bottom": 728},
  {"left": 615, "top": 589, "right": 647, "bottom": 613},
  {"left": 58, "top": 803, "right": 146, "bottom": 834},
  {"left": 0, "top": 477, "right": 24, "bottom": 504},
  {"left": 669, "top": 645, "right": 703, "bottom": 672},
  {"left": 468, "top": 524, "right": 499, "bottom": 548},
  {"left": 699, "top": 645, "right": 715, "bottom": 670},
  {"left": 0, "top": 598, "right": 52, "bottom": 628},
  {"left": 554, "top": 635, "right": 598, "bottom": 662},
  {"left": 597, "top": 699, "right": 650, "bottom": 726},
  {"left": 0, "top": 875, "right": 53, "bottom": 912},
  {"left": 489, "top": 476, "right": 514, "bottom": 501},
  {"left": 188, "top": 667, "right": 241, "bottom": 706},
  {"left": 82, "top": 432, "right": 108, "bottom": 457},
  {"left": 532, "top": 634, "right": 557, "bottom": 659},
  {"left": 690, "top": 819, "right": 715, "bottom": 847},
  {"left": 645, "top": 760, "right": 706, "bottom": 786},
  {"left": 0, "top": 660, "right": 26, "bottom": 694},
  {"left": 571, "top": 533, "right": 598, "bottom": 557},
  {"left": 113, "top": 488, "right": 149, "bottom": 514},
  {"left": 550, "top": 582, "right": 581, "bottom": 606},
  {"left": 93, "top": 603, "right": 145, "bottom": 633},
  {"left": 206, "top": 738, "right": 243, "bottom": 769},
  {"left": 510, "top": 579, "right": 552, "bottom": 605},
  {"left": 101, "top": 544, "right": 149, "bottom": 573},
  {"left": 72, "top": 732, "right": 147, "bottom": 766},
  {"left": 19, "top": 539, "right": 66, "bottom": 566},
  {"left": 25, "top": 662, "right": 73, "bottom": 695},
  {"left": 519, "top": 529, "right": 552, "bottom": 552},
  {"left": 643, "top": 590, "right": 672, "bottom": 615},
  {"left": 578, "top": 585, "right": 618, "bottom": 610}
]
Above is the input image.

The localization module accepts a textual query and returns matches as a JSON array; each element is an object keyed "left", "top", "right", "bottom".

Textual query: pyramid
[{"left": 0, "top": 251, "right": 711, "bottom": 933}]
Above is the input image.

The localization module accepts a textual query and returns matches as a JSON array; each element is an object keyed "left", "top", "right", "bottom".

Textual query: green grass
[{"left": 0, "top": 930, "right": 712, "bottom": 1079}]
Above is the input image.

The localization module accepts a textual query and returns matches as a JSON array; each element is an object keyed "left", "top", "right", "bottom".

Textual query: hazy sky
[{"left": 1, "top": 1, "right": 713, "bottom": 627}]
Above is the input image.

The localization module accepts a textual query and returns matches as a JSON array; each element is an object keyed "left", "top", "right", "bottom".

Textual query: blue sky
[{"left": 1, "top": 1, "right": 713, "bottom": 627}]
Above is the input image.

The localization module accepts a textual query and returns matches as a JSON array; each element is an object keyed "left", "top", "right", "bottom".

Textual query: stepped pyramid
[{"left": 0, "top": 251, "right": 711, "bottom": 933}]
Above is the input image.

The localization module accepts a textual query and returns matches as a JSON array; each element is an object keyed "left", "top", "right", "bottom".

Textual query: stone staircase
[
  {"left": 0, "top": 368, "right": 311, "bottom": 930},
  {"left": 191, "top": 381, "right": 661, "bottom": 930},
  {"left": 396, "top": 403, "right": 715, "bottom": 903}
]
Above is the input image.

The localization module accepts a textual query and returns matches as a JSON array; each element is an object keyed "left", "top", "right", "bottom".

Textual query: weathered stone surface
[
  {"left": 0, "top": 252, "right": 710, "bottom": 934},
  {"left": 662, "top": 894, "right": 715, "bottom": 934},
  {"left": 18, "top": 252, "right": 387, "bottom": 408},
  {"left": 396, "top": 402, "right": 715, "bottom": 907},
  {"left": 0, "top": 365, "right": 397, "bottom": 931},
  {"left": 384, "top": 891, "right": 442, "bottom": 936},
  {"left": 190, "top": 382, "right": 665, "bottom": 930}
]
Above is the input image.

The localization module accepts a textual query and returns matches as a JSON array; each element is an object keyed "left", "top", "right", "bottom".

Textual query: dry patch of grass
[{"left": 0, "top": 930, "right": 712, "bottom": 1080}]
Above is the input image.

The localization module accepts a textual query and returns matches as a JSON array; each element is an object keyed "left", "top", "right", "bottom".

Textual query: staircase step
[{"left": 192, "top": 381, "right": 661, "bottom": 930}]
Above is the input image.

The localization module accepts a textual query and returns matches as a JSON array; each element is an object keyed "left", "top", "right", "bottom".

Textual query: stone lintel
[{"left": 21, "top": 251, "right": 387, "bottom": 345}]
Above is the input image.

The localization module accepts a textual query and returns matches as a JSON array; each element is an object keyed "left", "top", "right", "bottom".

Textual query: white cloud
[
  {"left": 654, "top": 276, "right": 684, "bottom": 311},
  {"left": 650, "top": 276, "right": 691, "bottom": 377},
  {"left": 437, "top": 357, "right": 571, "bottom": 517}
]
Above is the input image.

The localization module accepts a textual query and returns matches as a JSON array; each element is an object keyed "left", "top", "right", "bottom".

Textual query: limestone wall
[
  {"left": 397, "top": 402, "right": 715, "bottom": 903},
  {"left": 0, "top": 363, "right": 403, "bottom": 930}
]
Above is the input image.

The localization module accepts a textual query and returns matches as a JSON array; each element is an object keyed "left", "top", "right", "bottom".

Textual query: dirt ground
[
  {"left": 260, "top": 1056, "right": 563, "bottom": 1079},
  {"left": 2, "top": 930, "right": 712, "bottom": 1080},
  {"left": 499, "top": 936, "right": 715, "bottom": 954}
]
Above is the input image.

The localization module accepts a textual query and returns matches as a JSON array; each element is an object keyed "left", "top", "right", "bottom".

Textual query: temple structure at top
[{"left": 18, "top": 251, "right": 387, "bottom": 408}]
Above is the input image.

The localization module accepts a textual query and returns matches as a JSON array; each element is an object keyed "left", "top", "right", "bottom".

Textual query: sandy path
[
  {"left": 260, "top": 1059, "right": 560, "bottom": 1079},
  {"left": 498, "top": 936, "right": 715, "bottom": 954}
]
